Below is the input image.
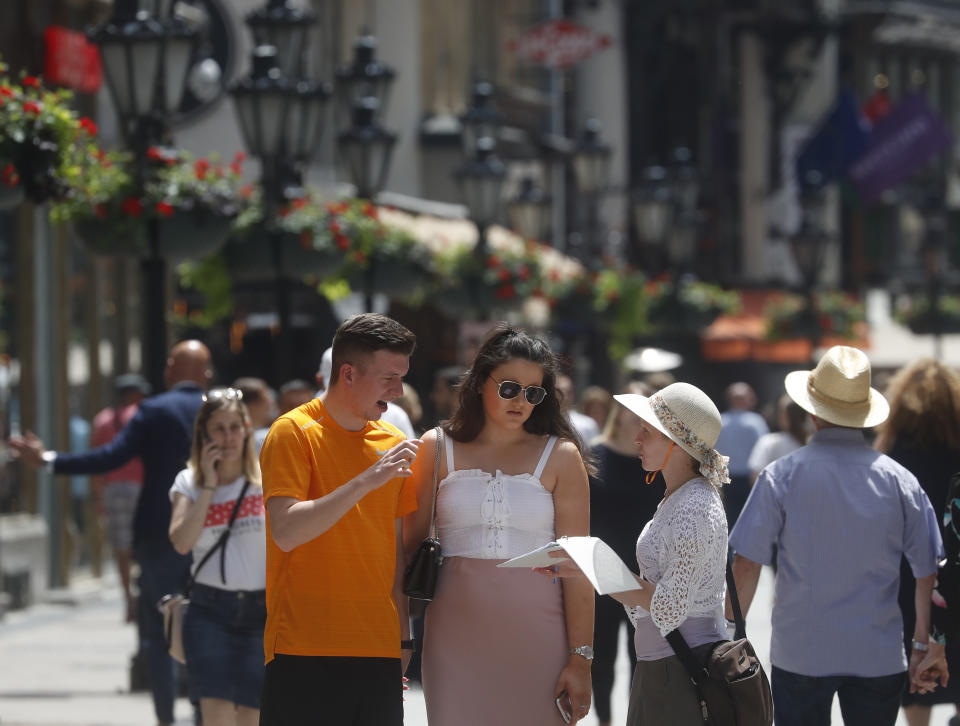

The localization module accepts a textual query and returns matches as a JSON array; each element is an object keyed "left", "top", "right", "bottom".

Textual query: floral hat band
[{"left": 650, "top": 393, "right": 731, "bottom": 489}]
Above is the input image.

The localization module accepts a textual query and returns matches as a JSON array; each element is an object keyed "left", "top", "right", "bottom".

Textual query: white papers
[{"left": 497, "top": 536, "right": 641, "bottom": 595}]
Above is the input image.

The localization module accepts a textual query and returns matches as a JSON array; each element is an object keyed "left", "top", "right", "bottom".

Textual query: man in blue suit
[{"left": 13, "top": 340, "right": 212, "bottom": 726}]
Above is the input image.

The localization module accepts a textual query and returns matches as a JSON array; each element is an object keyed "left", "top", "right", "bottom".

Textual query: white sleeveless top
[{"left": 435, "top": 435, "right": 558, "bottom": 559}]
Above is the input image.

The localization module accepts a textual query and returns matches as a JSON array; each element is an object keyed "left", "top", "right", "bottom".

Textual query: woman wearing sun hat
[{"left": 547, "top": 381, "right": 731, "bottom": 725}]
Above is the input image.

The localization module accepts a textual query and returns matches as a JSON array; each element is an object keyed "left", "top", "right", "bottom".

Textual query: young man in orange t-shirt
[{"left": 259, "top": 314, "right": 421, "bottom": 726}]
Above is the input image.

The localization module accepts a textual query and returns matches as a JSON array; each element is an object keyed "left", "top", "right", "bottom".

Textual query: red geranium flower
[
  {"left": 292, "top": 197, "right": 308, "bottom": 210},
  {"left": 549, "top": 269, "right": 560, "bottom": 282},
  {"left": 155, "top": 201, "right": 175, "bottom": 217},
  {"left": 147, "top": 146, "right": 165, "bottom": 161},
  {"left": 0, "top": 86, "right": 14, "bottom": 98},
  {"left": 239, "top": 184, "right": 254, "bottom": 199},
  {"left": 330, "top": 221, "right": 341, "bottom": 235},
  {"left": 78, "top": 117, "right": 98, "bottom": 136},
  {"left": 229, "top": 162, "right": 242, "bottom": 176},
  {"left": 194, "top": 159, "right": 210, "bottom": 180},
  {"left": 497, "top": 268, "right": 511, "bottom": 282},
  {"left": 486, "top": 255, "right": 501, "bottom": 268},
  {"left": 233, "top": 151, "right": 247, "bottom": 164},
  {"left": 362, "top": 202, "right": 377, "bottom": 219},
  {"left": 495, "top": 284, "right": 516, "bottom": 300},
  {"left": 1, "top": 164, "right": 19, "bottom": 188},
  {"left": 122, "top": 197, "right": 143, "bottom": 217},
  {"left": 22, "top": 100, "right": 41, "bottom": 115},
  {"left": 335, "top": 234, "right": 350, "bottom": 251},
  {"left": 22, "top": 76, "right": 40, "bottom": 88},
  {"left": 94, "top": 204, "right": 107, "bottom": 219},
  {"left": 517, "top": 265, "right": 531, "bottom": 281},
  {"left": 299, "top": 231, "right": 312, "bottom": 250}
]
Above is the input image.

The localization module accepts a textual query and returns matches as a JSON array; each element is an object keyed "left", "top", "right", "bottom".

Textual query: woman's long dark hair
[{"left": 445, "top": 325, "right": 593, "bottom": 470}]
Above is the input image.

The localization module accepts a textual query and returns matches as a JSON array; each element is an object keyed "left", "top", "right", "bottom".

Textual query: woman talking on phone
[
  {"left": 404, "top": 326, "right": 594, "bottom": 725},
  {"left": 168, "top": 388, "right": 266, "bottom": 726},
  {"left": 546, "top": 382, "right": 730, "bottom": 726}
]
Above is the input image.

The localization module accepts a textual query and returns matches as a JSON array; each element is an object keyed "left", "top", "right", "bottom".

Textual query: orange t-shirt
[{"left": 259, "top": 398, "right": 417, "bottom": 663}]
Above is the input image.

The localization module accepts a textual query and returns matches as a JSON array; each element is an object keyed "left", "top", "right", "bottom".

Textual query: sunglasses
[
  {"left": 202, "top": 387, "right": 243, "bottom": 403},
  {"left": 492, "top": 378, "right": 548, "bottom": 406}
]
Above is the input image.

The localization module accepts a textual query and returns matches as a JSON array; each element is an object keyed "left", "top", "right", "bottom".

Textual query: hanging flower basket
[
  {"left": 221, "top": 231, "right": 343, "bottom": 282},
  {"left": 764, "top": 291, "right": 865, "bottom": 342},
  {"left": 155, "top": 209, "right": 233, "bottom": 262},
  {"left": 895, "top": 294, "right": 960, "bottom": 335},
  {"left": 73, "top": 217, "right": 146, "bottom": 257},
  {"left": 347, "top": 257, "right": 432, "bottom": 300},
  {"left": 647, "top": 278, "right": 741, "bottom": 334}
]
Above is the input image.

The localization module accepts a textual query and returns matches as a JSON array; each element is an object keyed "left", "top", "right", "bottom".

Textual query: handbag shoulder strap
[
  {"left": 186, "top": 478, "right": 252, "bottom": 592},
  {"left": 665, "top": 549, "right": 746, "bottom": 685},
  {"left": 427, "top": 427, "right": 443, "bottom": 539},
  {"left": 726, "top": 547, "right": 747, "bottom": 640}
]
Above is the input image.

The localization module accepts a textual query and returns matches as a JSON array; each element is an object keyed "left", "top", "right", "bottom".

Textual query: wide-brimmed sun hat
[
  {"left": 614, "top": 382, "right": 730, "bottom": 488},
  {"left": 784, "top": 345, "right": 889, "bottom": 428}
]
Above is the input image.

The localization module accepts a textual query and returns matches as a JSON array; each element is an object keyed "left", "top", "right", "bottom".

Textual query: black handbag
[
  {"left": 402, "top": 427, "right": 443, "bottom": 601},
  {"left": 665, "top": 550, "right": 774, "bottom": 726}
]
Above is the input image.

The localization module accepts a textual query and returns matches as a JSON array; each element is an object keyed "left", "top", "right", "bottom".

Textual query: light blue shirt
[
  {"left": 730, "top": 427, "right": 943, "bottom": 678},
  {"left": 716, "top": 410, "right": 769, "bottom": 477}
]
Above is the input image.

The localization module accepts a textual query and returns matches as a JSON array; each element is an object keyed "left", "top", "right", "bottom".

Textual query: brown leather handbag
[
  {"left": 665, "top": 551, "right": 774, "bottom": 726},
  {"left": 402, "top": 427, "right": 443, "bottom": 601}
]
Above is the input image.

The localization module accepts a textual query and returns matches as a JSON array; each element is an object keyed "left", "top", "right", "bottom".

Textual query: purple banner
[{"left": 848, "top": 92, "right": 952, "bottom": 202}]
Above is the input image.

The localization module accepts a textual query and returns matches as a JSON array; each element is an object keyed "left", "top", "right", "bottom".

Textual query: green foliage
[
  {"left": 765, "top": 291, "right": 865, "bottom": 341},
  {"left": 176, "top": 256, "right": 234, "bottom": 328}
]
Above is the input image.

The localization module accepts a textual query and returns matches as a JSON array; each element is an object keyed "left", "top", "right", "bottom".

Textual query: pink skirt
[{"left": 422, "top": 557, "right": 569, "bottom": 726}]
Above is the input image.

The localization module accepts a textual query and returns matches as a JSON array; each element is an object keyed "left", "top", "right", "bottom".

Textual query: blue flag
[{"left": 796, "top": 89, "right": 871, "bottom": 188}]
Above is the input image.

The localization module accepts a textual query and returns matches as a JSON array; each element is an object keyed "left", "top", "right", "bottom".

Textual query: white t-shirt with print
[{"left": 169, "top": 468, "right": 266, "bottom": 591}]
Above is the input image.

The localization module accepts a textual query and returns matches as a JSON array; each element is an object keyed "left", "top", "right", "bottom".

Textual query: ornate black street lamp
[
  {"left": 90, "top": 0, "right": 200, "bottom": 392},
  {"left": 460, "top": 81, "right": 501, "bottom": 159},
  {"left": 507, "top": 176, "right": 552, "bottom": 241},
  {"left": 456, "top": 136, "right": 506, "bottom": 257},
  {"left": 573, "top": 119, "right": 612, "bottom": 261},
  {"left": 337, "top": 97, "right": 398, "bottom": 200},
  {"left": 245, "top": 0, "right": 317, "bottom": 79},
  {"left": 632, "top": 164, "right": 672, "bottom": 253},
  {"left": 335, "top": 32, "right": 396, "bottom": 128}
]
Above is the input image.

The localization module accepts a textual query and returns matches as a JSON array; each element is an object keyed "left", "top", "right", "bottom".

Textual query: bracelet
[
  {"left": 912, "top": 639, "right": 930, "bottom": 652},
  {"left": 401, "top": 639, "right": 417, "bottom": 652}
]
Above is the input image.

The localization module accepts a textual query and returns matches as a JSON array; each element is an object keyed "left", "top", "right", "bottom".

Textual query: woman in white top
[
  {"left": 404, "top": 326, "right": 594, "bottom": 726},
  {"left": 748, "top": 394, "right": 808, "bottom": 482},
  {"left": 547, "top": 382, "right": 731, "bottom": 726},
  {"left": 168, "top": 388, "right": 266, "bottom": 726}
]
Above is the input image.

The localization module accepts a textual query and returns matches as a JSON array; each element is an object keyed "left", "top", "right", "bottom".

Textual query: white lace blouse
[
  {"left": 626, "top": 477, "right": 728, "bottom": 636},
  {"left": 435, "top": 435, "right": 558, "bottom": 559}
]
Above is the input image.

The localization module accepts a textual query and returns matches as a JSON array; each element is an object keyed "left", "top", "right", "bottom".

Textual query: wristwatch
[
  {"left": 912, "top": 639, "right": 930, "bottom": 653},
  {"left": 570, "top": 645, "right": 594, "bottom": 661}
]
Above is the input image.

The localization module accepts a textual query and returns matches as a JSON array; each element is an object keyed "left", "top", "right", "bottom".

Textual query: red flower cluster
[
  {"left": 122, "top": 197, "right": 143, "bottom": 217},
  {"left": 78, "top": 117, "right": 97, "bottom": 136},
  {"left": 155, "top": 201, "right": 175, "bottom": 217},
  {"left": 146, "top": 146, "right": 177, "bottom": 166},
  {"left": 21, "top": 76, "right": 40, "bottom": 88},
  {"left": 194, "top": 158, "right": 211, "bottom": 180},
  {"left": 1, "top": 163, "right": 19, "bottom": 188},
  {"left": 22, "top": 100, "right": 41, "bottom": 115},
  {"left": 495, "top": 284, "right": 516, "bottom": 300},
  {"left": 0, "top": 86, "right": 13, "bottom": 98}
]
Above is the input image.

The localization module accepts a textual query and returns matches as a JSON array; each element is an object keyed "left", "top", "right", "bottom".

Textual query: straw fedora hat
[
  {"left": 784, "top": 345, "right": 889, "bottom": 428},
  {"left": 614, "top": 382, "right": 730, "bottom": 487}
]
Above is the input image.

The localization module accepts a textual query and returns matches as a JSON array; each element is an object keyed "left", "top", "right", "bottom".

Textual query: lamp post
[
  {"left": 230, "top": 0, "right": 330, "bottom": 377},
  {"left": 90, "top": 0, "right": 199, "bottom": 392},
  {"left": 507, "top": 176, "right": 552, "bottom": 241},
  {"left": 632, "top": 163, "right": 673, "bottom": 266},
  {"left": 456, "top": 135, "right": 506, "bottom": 259},
  {"left": 922, "top": 198, "right": 948, "bottom": 361},
  {"left": 790, "top": 184, "right": 830, "bottom": 343},
  {"left": 572, "top": 119, "right": 612, "bottom": 262},
  {"left": 335, "top": 32, "right": 396, "bottom": 128}
]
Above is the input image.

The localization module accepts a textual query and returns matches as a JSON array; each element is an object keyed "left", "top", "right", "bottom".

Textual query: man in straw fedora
[{"left": 727, "top": 345, "right": 946, "bottom": 726}]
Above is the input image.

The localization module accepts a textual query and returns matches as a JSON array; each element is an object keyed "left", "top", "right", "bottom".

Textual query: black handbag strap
[
  {"left": 186, "top": 478, "right": 252, "bottom": 592},
  {"left": 427, "top": 427, "right": 443, "bottom": 539},
  {"left": 665, "top": 549, "right": 746, "bottom": 687}
]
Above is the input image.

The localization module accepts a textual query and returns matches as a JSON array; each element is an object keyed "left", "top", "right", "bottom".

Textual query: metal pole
[{"left": 548, "top": 0, "right": 565, "bottom": 252}]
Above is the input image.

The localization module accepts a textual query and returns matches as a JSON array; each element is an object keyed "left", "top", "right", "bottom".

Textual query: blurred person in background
[
  {"left": 11, "top": 341, "right": 212, "bottom": 726},
  {"left": 588, "top": 381, "right": 665, "bottom": 726},
  {"left": 748, "top": 394, "right": 809, "bottom": 482},
  {"left": 874, "top": 359, "right": 960, "bottom": 726},
  {"left": 277, "top": 380, "right": 314, "bottom": 415},
  {"left": 233, "top": 377, "right": 275, "bottom": 453},
  {"left": 169, "top": 388, "right": 266, "bottom": 726},
  {"left": 581, "top": 385, "right": 613, "bottom": 433},
  {"left": 394, "top": 382, "right": 423, "bottom": 434},
  {"left": 714, "top": 382, "right": 768, "bottom": 529},
  {"left": 557, "top": 373, "right": 599, "bottom": 445},
  {"left": 429, "top": 365, "right": 465, "bottom": 425},
  {"left": 90, "top": 373, "right": 150, "bottom": 621}
]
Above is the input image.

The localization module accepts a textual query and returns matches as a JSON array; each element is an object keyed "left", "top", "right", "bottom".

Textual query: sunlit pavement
[{"left": 0, "top": 566, "right": 954, "bottom": 725}]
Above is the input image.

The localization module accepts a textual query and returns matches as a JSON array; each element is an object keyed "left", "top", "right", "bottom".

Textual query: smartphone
[{"left": 555, "top": 692, "right": 572, "bottom": 724}]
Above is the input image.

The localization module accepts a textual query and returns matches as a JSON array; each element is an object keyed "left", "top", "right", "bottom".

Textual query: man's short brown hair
[{"left": 329, "top": 314, "right": 416, "bottom": 386}]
